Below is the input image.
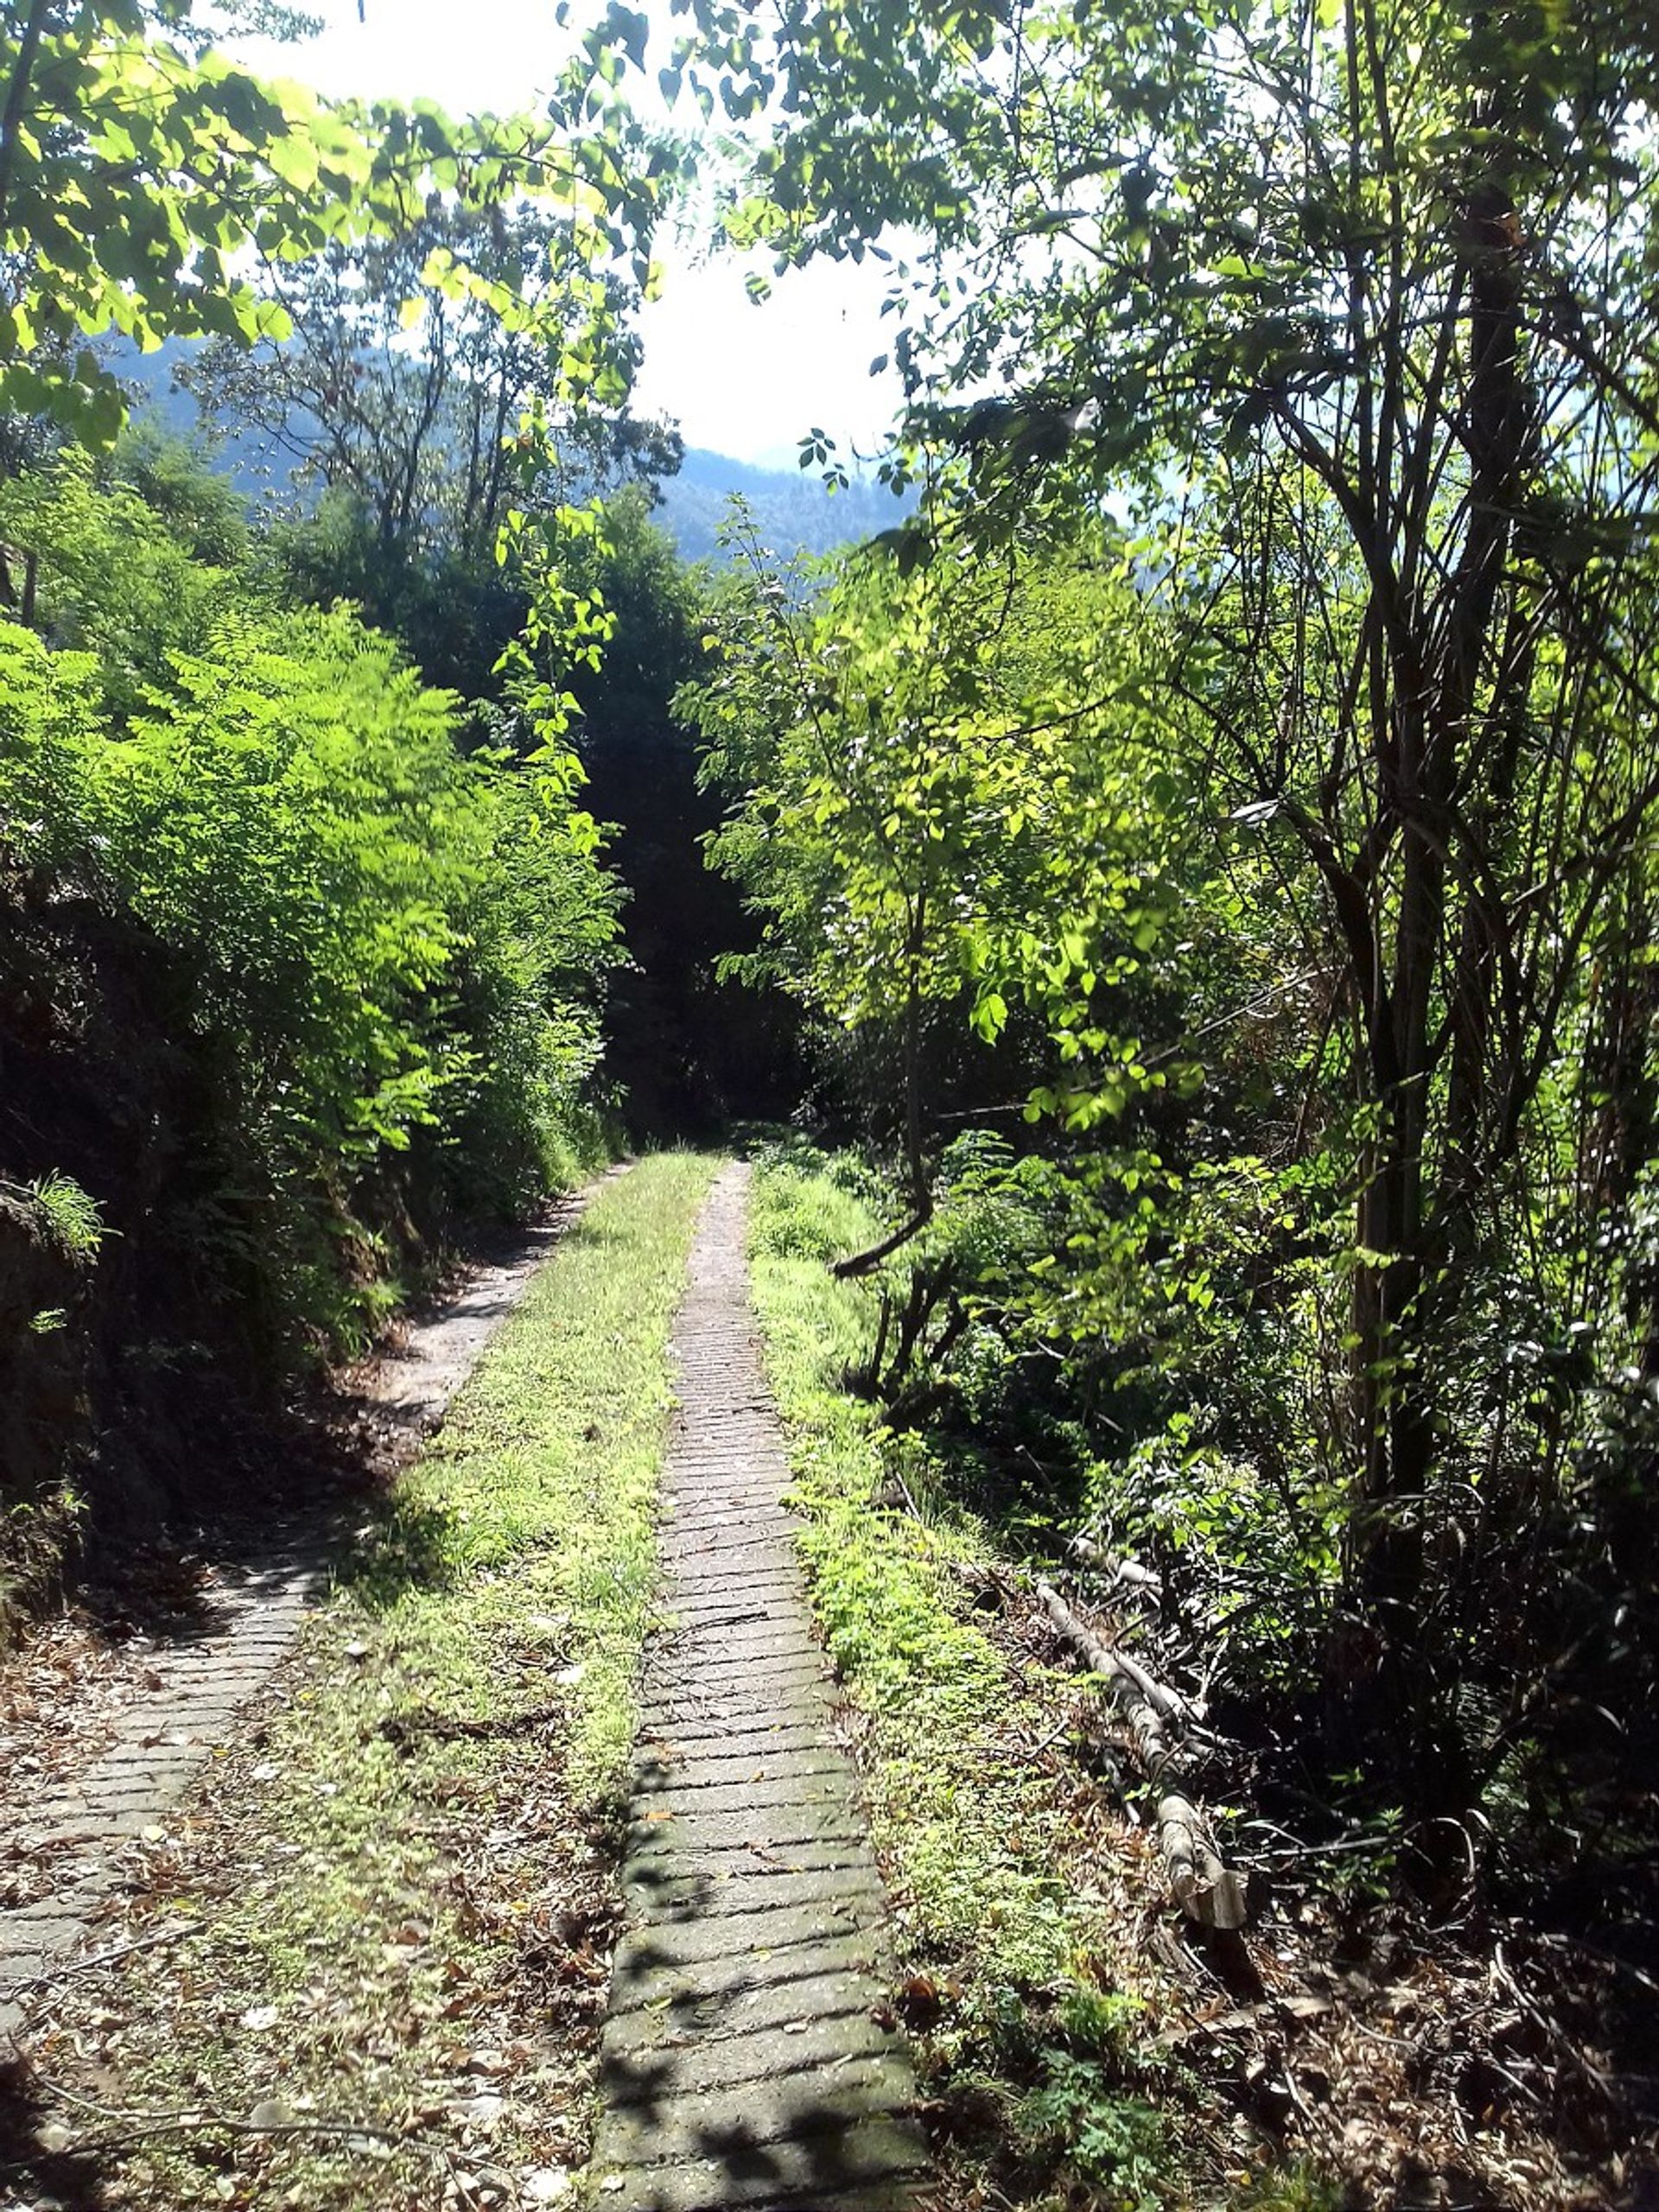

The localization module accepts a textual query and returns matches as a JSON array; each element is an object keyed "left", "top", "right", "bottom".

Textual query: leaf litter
[
  {"left": 925, "top": 1563, "right": 1658, "bottom": 2209},
  {"left": 5, "top": 1608, "right": 617, "bottom": 2211},
  {"left": 0, "top": 1156, "right": 719, "bottom": 2210}
]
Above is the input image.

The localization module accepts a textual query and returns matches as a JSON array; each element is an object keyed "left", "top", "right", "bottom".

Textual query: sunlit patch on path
[{"left": 594, "top": 1162, "right": 928, "bottom": 2212}]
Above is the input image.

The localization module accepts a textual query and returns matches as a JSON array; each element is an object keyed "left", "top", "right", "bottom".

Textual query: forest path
[
  {"left": 0, "top": 1175, "right": 615, "bottom": 2044},
  {"left": 593, "top": 1161, "right": 928, "bottom": 2212}
]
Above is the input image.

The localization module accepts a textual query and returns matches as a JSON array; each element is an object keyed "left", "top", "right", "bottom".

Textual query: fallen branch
[
  {"left": 378, "top": 1702, "right": 564, "bottom": 1747},
  {"left": 1097, "top": 1634, "right": 1196, "bottom": 1726},
  {"left": 1492, "top": 1942, "right": 1619, "bottom": 2109},
  {"left": 9, "top": 2061, "right": 410, "bottom": 2151},
  {"left": 1069, "top": 1535, "right": 1164, "bottom": 1605},
  {"left": 0, "top": 2056, "right": 515, "bottom": 2212},
  {"left": 0, "top": 1919, "right": 199, "bottom": 2005},
  {"left": 1036, "top": 1579, "right": 1248, "bottom": 1931}
]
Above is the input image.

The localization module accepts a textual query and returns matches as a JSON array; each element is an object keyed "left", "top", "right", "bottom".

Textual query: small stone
[{"left": 522, "top": 2171, "right": 572, "bottom": 2205}]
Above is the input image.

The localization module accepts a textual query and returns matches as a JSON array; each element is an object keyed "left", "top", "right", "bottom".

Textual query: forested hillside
[
  {"left": 654, "top": 445, "right": 911, "bottom": 563},
  {"left": 117, "top": 340, "right": 902, "bottom": 563},
  {"left": 1, "top": 0, "right": 1655, "bottom": 2206}
]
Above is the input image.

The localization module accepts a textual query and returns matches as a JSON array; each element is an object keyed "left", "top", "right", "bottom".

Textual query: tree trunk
[{"left": 1336, "top": 168, "right": 1532, "bottom": 1815}]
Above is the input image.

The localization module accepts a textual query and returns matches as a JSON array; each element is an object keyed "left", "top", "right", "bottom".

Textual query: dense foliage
[
  {"left": 3, "top": 0, "right": 1656, "bottom": 2195},
  {"left": 180, "top": 200, "right": 683, "bottom": 700},
  {"left": 0, "top": 0, "right": 676, "bottom": 1451},
  {"left": 0, "top": 0, "right": 671, "bottom": 442},
  {"left": 0, "top": 451, "right": 620, "bottom": 1352},
  {"left": 669, "top": 0, "right": 1659, "bottom": 1882},
  {"left": 687, "top": 524, "right": 1194, "bottom": 1211}
]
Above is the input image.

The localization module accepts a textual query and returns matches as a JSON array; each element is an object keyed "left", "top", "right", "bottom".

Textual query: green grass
[
  {"left": 352, "top": 1151, "right": 715, "bottom": 1809},
  {"left": 748, "top": 1150, "right": 1181, "bottom": 2211},
  {"left": 22, "top": 1169, "right": 107, "bottom": 1262},
  {"left": 27, "top": 1151, "right": 719, "bottom": 2211}
]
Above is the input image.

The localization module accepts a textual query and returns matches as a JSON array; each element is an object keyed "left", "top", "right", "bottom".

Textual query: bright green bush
[
  {"left": 0, "top": 450, "right": 238, "bottom": 717},
  {"left": 0, "top": 461, "right": 620, "bottom": 1354},
  {"left": 749, "top": 1157, "right": 872, "bottom": 1264}
]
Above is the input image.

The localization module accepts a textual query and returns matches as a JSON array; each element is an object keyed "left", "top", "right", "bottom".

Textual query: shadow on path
[
  {"left": 591, "top": 1164, "right": 928, "bottom": 2212},
  {"left": 0, "top": 2053, "right": 114, "bottom": 2211}
]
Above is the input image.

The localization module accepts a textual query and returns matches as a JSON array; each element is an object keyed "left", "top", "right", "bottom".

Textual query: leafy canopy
[{"left": 1, "top": 0, "right": 680, "bottom": 446}]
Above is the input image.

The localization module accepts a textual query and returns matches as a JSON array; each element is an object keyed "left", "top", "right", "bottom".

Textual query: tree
[
  {"left": 687, "top": 514, "right": 1192, "bottom": 1260},
  {"left": 181, "top": 202, "right": 682, "bottom": 573},
  {"left": 1, "top": 0, "right": 675, "bottom": 448},
  {"left": 0, "top": 460, "right": 622, "bottom": 1355},
  {"left": 645, "top": 0, "right": 1659, "bottom": 1815}
]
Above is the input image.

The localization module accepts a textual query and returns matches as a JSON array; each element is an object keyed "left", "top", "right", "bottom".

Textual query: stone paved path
[
  {"left": 593, "top": 1163, "right": 929, "bottom": 2212},
  {"left": 348, "top": 1182, "right": 608, "bottom": 1448},
  {"left": 0, "top": 1545, "right": 319, "bottom": 2039},
  {"left": 0, "top": 1184, "right": 609, "bottom": 2044}
]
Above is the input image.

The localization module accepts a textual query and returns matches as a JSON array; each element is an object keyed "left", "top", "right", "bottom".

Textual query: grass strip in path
[{"left": 3, "top": 1152, "right": 719, "bottom": 2212}]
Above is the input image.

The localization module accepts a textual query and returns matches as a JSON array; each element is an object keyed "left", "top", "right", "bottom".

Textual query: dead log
[
  {"left": 1069, "top": 1534, "right": 1164, "bottom": 1603},
  {"left": 1036, "top": 1579, "right": 1249, "bottom": 1931}
]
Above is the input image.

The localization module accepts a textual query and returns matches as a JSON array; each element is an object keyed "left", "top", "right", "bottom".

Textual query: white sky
[{"left": 226, "top": 0, "right": 905, "bottom": 466}]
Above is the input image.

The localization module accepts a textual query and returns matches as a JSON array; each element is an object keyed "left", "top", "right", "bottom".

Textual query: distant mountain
[
  {"left": 113, "top": 337, "right": 313, "bottom": 502},
  {"left": 112, "top": 338, "right": 908, "bottom": 562},
  {"left": 652, "top": 447, "right": 912, "bottom": 565}
]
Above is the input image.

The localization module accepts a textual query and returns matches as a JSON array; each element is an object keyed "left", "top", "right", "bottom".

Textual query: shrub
[{"left": 0, "top": 468, "right": 620, "bottom": 1359}]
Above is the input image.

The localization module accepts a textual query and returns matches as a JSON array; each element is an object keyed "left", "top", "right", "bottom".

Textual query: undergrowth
[
  {"left": 17, "top": 1153, "right": 716, "bottom": 2210},
  {"left": 748, "top": 1147, "right": 1184, "bottom": 2211}
]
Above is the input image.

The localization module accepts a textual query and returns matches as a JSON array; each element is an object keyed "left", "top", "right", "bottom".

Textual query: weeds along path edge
[
  {"left": 745, "top": 1154, "right": 1181, "bottom": 2209},
  {"left": 3, "top": 1152, "right": 721, "bottom": 2212}
]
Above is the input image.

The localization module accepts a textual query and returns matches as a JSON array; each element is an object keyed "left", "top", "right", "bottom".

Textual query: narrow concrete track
[
  {"left": 0, "top": 1183, "right": 607, "bottom": 2042},
  {"left": 0, "top": 1550, "right": 319, "bottom": 2037},
  {"left": 594, "top": 1163, "right": 928, "bottom": 2212}
]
